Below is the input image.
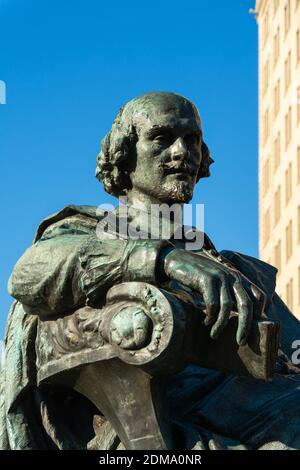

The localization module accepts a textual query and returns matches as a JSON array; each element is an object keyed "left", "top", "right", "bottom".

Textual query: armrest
[{"left": 36, "top": 282, "right": 280, "bottom": 383}]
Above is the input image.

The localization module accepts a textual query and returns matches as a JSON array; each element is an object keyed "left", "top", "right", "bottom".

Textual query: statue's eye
[{"left": 153, "top": 133, "right": 172, "bottom": 144}]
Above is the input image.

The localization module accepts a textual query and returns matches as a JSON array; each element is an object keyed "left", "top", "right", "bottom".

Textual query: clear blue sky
[{"left": 0, "top": 0, "right": 258, "bottom": 337}]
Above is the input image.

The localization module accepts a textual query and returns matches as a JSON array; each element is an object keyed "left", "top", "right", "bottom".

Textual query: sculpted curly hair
[{"left": 96, "top": 93, "right": 214, "bottom": 198}]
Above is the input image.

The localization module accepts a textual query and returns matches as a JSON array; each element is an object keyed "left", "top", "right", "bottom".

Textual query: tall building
[{"left": 257, "top": 0, "right": 300, "bottom": 316}]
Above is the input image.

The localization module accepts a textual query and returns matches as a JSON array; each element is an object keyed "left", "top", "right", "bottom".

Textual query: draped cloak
[{"left": 1, "top": 205, "right": 300, "bottom": 450}]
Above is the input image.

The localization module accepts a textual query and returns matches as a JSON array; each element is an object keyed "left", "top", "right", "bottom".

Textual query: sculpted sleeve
[{"left": 8, "top": 214, "right": 170, "bottom": 317}]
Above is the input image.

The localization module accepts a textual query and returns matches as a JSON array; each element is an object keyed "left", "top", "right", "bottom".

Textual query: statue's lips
[{"left": 163, "top": 167, "right": 192, "bottom": 179}]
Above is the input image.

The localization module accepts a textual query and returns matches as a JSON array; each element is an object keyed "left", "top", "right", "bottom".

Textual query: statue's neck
[
  {"left": 126, "top": 189, "right": 184, "bottom": 212},
  {"left": 119, "top": 189, "right": 184, "bottom": 237},
  {"left": 126, "top": 190, "right": 164, "bottom": 214}
]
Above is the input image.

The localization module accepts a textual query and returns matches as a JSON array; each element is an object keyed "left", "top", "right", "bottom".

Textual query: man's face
[{"left": 129, "top": 96, "right": 202, "bottom": 204}]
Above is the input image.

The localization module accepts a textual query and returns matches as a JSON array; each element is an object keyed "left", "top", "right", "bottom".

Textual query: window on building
[
  {"left": 264, "top": 109, "right": 270, "bottom": 144},
  {"left": 298, "top": 146, "right": 300, "bottom": 183},
  {"left": 263, "top": 60, "right": 269, "bottom": 95},
  {"left": 264, "top": 208, "right": 271, "bottom": 246},
  {"left": 275, "top": 240, "right": 281, "bottom": 273},
  {"left": 298, "top": 267, "right": 300, "bottom": 306},
  {"left": 286, "top": 219, "right": 293, "bottom": 261},
  {"left": 263, "top": 158, "right": 270, "bottom": 195},
  {"left": 274, "top": 186, "right": 281, "bottom": 225},
  {"left": 298, "top": 206, "right": 300, "bottom": 243},
  {"left": 284, "top": 51, "right": 291, "bottom": 92},
  {"left": 297, "top": 87, "right": 300, "bottom": 124},
  {"left": 285, "top": 162, "right": 292, "bottom": 204},
  {"left": 274, "top": 27, "right": 280, "bottom": 67},
  {"left": 286, "top": 278, "right": 293, "bottom": 311},
  {"left": 263, "top": 9, "right": 269, "bottom": 45},
  {"left": 273, "top": 0, "right": 279, "bottom": 13},
  {"left": 285, "top": 0, "right": 291, "bottom": 36},
  {"left": 273, "top": 79, "right": 280, "bottom": 117},
  {"left": 273, "top": 132, "right": 281, "bottom": 172},
  {"left": 285, "top": 107, "right": 292, "bottom": 148}
]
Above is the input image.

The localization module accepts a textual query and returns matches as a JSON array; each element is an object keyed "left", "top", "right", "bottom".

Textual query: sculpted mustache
[{"left": 159, "top": 163, "right": 196, "bottom": 175}]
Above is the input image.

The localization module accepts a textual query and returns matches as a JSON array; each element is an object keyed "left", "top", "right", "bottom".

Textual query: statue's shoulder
[
  {"left": 34, "top": 204, "right": 106, "bottom": 242},
  {"left": 220, "top": 250, "right": 277, "bottom": 306}
]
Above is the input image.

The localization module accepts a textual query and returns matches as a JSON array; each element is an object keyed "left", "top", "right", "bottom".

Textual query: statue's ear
[{"left": 197, "top": 141, "right": 214, "bottom": 180}]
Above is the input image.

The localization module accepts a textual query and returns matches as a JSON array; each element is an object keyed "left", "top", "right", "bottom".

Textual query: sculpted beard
[
  {"left": 163, "top": 179, "right": 194, "bottom": 203},
  {"left": 160, "top": 164, "right": 196, "bottom": 203}
]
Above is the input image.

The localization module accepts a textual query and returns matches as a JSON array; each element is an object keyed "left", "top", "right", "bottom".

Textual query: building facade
[{"left": 257, "top": 0, "right": 300, "bottom": 316}]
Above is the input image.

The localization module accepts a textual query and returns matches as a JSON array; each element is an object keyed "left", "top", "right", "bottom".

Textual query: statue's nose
[{"left": 170, "top": 137, "right": 188, "bottom": 160}]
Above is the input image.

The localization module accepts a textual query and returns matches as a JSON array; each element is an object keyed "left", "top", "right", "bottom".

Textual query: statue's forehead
[
  {"left": 131, "top": 102, "right": 202, "bottom": 133},
  {"left": 136, "top": 115, "right": 201, "bottom": 135}
]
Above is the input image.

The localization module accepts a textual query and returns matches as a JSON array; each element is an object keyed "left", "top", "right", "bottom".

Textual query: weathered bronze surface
[{"left": 1, "top": 92, "right": 300, "bottom": 450}]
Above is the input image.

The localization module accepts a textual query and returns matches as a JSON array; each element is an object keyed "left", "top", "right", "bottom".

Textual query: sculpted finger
[
  {"left": 249, "top": 283, "right": 267, "bottom": 319},
  {"left": 233, "top": 281, "right": 253, "bottom": 346},
  {"left": 202, "top": 280, "right": 220, "bottom": 326},
  {"left": 210, "top": 283, "right": 233, "bottom": 339}
]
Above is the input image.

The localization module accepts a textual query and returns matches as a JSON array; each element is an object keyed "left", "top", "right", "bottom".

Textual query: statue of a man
[{"left": 1, "top": 92, "right": 300, "bottom": 450}]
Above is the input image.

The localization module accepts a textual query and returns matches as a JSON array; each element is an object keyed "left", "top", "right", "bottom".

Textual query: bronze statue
[{"left": 1, "top": 92, "right": 300, "bottom": 450}]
